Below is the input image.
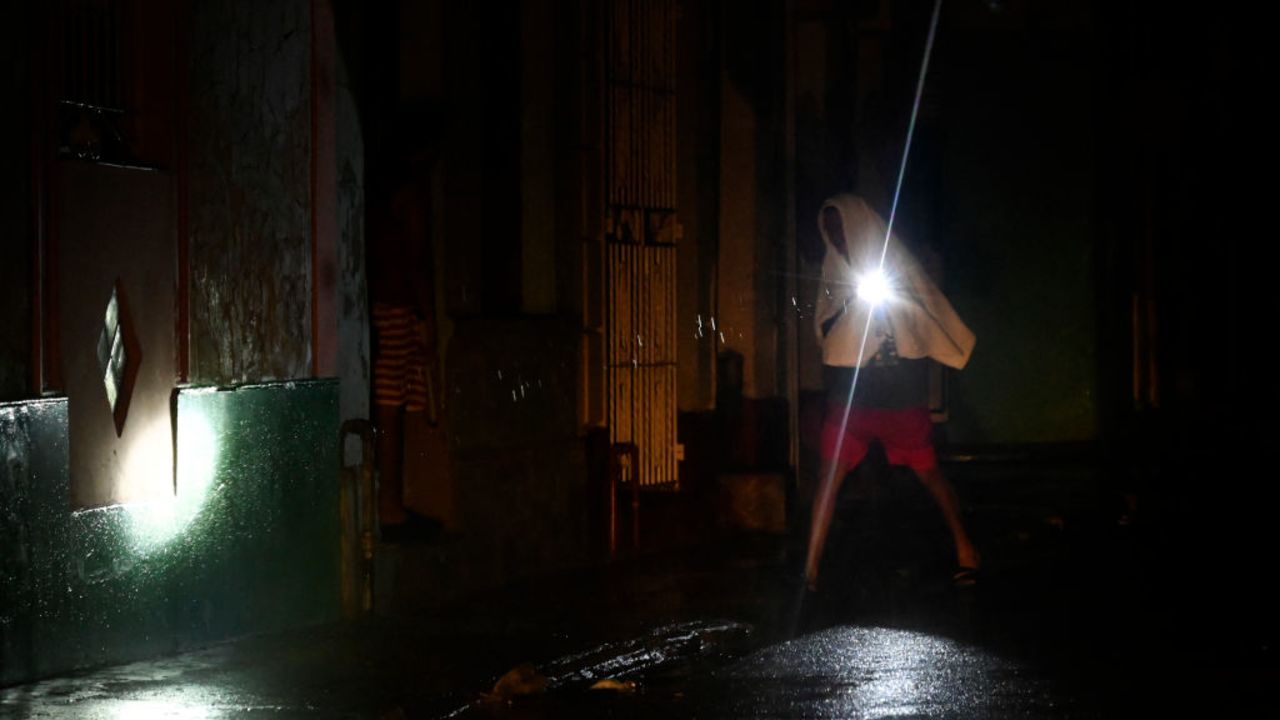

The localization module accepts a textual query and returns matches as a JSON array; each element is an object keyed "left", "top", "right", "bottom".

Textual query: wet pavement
[{"left": 3, "top": 470, "right": 1278, "bottom": 718}]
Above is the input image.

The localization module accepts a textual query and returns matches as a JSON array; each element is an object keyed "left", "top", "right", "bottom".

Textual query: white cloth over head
[{"left": 814, "top": 194, "right": 976, "bottom": 370}]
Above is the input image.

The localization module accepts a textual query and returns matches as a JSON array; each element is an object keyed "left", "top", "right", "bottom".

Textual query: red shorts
[{"left": 819, "top": 403, "right": 938, "bottom": 472}]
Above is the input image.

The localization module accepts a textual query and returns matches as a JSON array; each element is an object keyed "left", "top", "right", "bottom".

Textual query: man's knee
[{"left": 914, "top": 465, "right": 945, "bottom": 485}]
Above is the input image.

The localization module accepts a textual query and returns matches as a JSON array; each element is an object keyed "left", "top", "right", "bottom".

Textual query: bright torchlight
[
  {"left": 856, "top": 268, "right": 893, "bottom": 306},
  {"left": 126, "top": 406, "right": 220, "bottom": 551}
]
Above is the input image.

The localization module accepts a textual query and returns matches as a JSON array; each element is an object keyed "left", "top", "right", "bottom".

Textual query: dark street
[{"left": 2, "top": 0, "right": 1274, "bottom": 717}]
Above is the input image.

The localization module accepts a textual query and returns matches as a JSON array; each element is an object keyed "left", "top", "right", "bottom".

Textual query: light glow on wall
[{"left": 126, "top": 403, "right": 220, "bottom": 552}]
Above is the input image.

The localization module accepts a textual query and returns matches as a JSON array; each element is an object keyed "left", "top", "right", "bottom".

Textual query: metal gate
[{"left": 604, "top": 0, "right": 678, "bottom": 488}]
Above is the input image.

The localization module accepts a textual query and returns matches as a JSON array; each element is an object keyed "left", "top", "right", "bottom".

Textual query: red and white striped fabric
[{"left": 372, "top": 302, "right": 430, "bottom": 411}]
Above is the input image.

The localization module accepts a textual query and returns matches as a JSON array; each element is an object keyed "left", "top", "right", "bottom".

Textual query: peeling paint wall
[
  {"left": 187, "top": 0, "right": 313, "bottom": 384},
  {"left": 365, "top": 3, "right": 592, "bottom": 611}
]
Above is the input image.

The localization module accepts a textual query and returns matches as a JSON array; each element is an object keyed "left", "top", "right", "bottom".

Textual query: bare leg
[
  {"left": 914, "top": 466, "right": 980, "bottom": 568},
  {"left": 804, "top": 457, "right": 855, "bottom": 590}
]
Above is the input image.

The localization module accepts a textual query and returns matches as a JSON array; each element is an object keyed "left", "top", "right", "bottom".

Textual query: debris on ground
[{"left": 478, "top": 662, "right": 548, "bottom": 703}]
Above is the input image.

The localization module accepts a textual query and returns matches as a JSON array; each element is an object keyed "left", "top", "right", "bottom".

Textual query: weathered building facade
[{"left": 2, "top": 0, "right": 364, "bottom": 683}]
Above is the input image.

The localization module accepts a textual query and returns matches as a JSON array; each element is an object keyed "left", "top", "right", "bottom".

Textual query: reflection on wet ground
[{"left": 3, "top": 472, "right": 1278, "bottom": 718}]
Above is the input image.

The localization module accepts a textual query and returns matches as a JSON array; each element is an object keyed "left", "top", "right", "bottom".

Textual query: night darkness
[{"left": 1, "top": 0, "right": 1276, "bottom": 716}]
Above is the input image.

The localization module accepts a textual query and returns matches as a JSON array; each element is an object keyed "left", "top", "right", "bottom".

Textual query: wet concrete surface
[{"left": 3, "top": 471, "right": 1278, "bottom": 718}]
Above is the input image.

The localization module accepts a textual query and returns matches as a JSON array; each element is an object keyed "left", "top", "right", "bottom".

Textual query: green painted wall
[
  {"left": 937, "top": 31, "right": 1098, "bottom": 445},
  {"left": 1, "top": 380, "right": 339, "bottom": 686}
]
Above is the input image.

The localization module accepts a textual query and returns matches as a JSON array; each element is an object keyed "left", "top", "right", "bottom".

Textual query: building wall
[
  {"left": 937, "top": 16, "right": 1098, "bottom": 445},
  {"left": 187, "top": 0, "right": 313, "bottom": 384},
  {"left": 440, "top": 1, "right": 589, "bottom": 569},
  {"left": 436, "top": 0, "right": 522, "bottom": 317},
  {"left": 792, "top": 2, "right": 1099, "bottom": 446},
  {"left": 520, "top": 0, "right": 558, "bottom": 315},
  {"left": 792, "top": 14, "right": 838, "bottom": 396},
  {"left": 445, "top": 317, "right": 589, "bottom": 580},
  {"left": 335, "top": 47, "right": 370, "bottom": 441},
  {"left": 675, "top": 0, "right": 721, "bottom": 413},
  {"left": 187, "top": 0, "right": 370, "bottom": 442},
  {"left": 55, "top": 162, "right": 178, "bottom": 509},
  {"left": 718, "top": 1, "right": 790, "bottom": 402},
  {"left": 1, "top": 0, "right": 366, "bottom": 685},
  {"left": 1, "top": 383, "right": 340, "bottom": 687}
]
